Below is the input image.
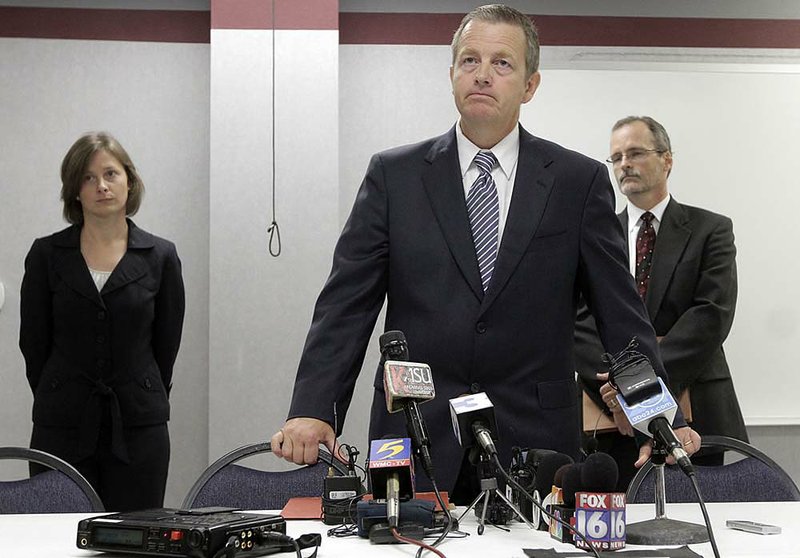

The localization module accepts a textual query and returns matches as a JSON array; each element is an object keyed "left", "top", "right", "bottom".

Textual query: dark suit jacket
[
  {"left": 575, "top": 198, "right": 747, "bottom": 442},
  {"left": 289, "top": 125, "right": 670, "bottom": 491},
  {"left": 19, "top": 220, "right": 185, "bottom": 460}
]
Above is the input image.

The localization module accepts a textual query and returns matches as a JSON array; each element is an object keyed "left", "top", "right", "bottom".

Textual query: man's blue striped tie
[{"left": 467, "top": 151, "right": 499, "bottom": 292}]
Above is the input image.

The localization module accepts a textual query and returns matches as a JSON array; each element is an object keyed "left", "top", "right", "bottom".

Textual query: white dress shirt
[
  {"left": 625, "top": 194, "right": 671, "bottom": 276},
  {"left": 455, "top": 122, "right": 520, "bottom": 247}
]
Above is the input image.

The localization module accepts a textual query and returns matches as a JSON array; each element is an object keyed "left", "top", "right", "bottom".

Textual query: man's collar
[
  {"left": 456, "top": 121, "right": 519, "bottom": 179},
  {"left": 627, "top": 194, "right": 671, "bottom": 232}
]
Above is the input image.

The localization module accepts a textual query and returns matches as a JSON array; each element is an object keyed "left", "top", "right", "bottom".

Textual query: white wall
[
  {"left": 207, "top": 28, "right": 341, "bottom": 462},
  {"left": 1, "top": 19, "right": 799, "bottom": 504}
]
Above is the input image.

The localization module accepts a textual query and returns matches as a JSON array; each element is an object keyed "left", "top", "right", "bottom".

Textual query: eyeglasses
[{"left": 606, "top": 148, "right": 664, "bottom": 165}]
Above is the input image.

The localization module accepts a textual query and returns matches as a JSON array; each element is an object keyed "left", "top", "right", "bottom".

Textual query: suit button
[
  {"left": 471, "top": 383, "right": 481, "bottom": 393},
  {"left": 97, "top": 311, "right": 106, "bottom": 320},
  {"left": 96, "top": 359, "right": 106, "bottom": 370},
  {"left": 96, "top": 334, "right": 105, "bottom": 344},
  {"left": 144, "top": 378, "right": 152, "bottom": 389},
  {"left": 476, "top": 322, "right": 487, "bottom": 334},
  {"left": 50, "top": 379, "right": 59, "bottom": 389}
]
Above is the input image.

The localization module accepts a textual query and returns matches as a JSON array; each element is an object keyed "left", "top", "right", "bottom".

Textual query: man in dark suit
[
  {"left": 272, "top": 6, "right": 700, "bottom": 501},
  {"left": 576, "top": 116, "right": 747, "bottom": 490}
]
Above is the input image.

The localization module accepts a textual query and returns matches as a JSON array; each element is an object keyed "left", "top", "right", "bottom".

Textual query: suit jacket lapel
[
  {"left": 482, "top": 126, "right": 554, "bottom": 310},
  {"left": 51, "top": 225, "right": 105, "bottom": 308},
  {"left": 102, "top": 221, "right": 154, "bottom": 295},
  {"left": 646, "top": 198, "right": 690, "bottom": 317},
  {"left": 422, "top": 127, "right": 485, "bottom": 301}
]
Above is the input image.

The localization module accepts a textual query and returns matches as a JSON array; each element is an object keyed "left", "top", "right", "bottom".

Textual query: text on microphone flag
[
  {"left": 369, "top": 438, "right": 412, "bottom": 464},
  {"left": 573, "top": 491, "right": 626, "bottom": 551}
]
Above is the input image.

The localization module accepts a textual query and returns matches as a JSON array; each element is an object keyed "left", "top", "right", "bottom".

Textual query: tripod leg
[
  {"left": 477, "top": 491, "right": 491, "bottom": 535},
  {"left": 457, "top": 490, "right": 486, "bottom": 525}
]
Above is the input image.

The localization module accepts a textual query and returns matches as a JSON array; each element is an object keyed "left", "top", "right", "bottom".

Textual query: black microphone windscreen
[
  {"left": 379, "top": 330, "right": 406, "bottom": 346},
  {"left": 561, "top": 463, "right": 584, "bottom": 508},
  {"left": 552, "top": 463, "right": 572, "bottom": 490},
  {"left": 379, "top": 330, "right": 409, "bottom": 361},
  {"left": 525, "top": 448, "right": 556, "bottom": 470},
  {"left": 534, "top": 453, "right": 574, "bottom": 495},
  {"left": 581, "top": 452, "right": 619, "bottom": 493}
]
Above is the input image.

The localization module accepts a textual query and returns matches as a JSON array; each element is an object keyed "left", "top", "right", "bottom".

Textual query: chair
[
  {"left": 181, "top": 442, "right": 350, "bottom": 510},
  {"left": 0, "top": 447, "right": 104, "bottom": 513},
  {"left": 626, "top": 435, "right": 800, "bottom": 503}
]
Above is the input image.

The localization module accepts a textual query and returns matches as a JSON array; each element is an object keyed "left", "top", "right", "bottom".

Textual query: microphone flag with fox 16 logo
[{"left": 573, "top": 491, "right": 626, "bottom": 551}]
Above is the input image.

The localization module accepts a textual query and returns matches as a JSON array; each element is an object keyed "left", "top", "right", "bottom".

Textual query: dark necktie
[
  {"left": 467, "top": 151, "right": 500, "bottom": 292},
  {"left": 635, "top": 211, "right": 656, "bottom": 299}
]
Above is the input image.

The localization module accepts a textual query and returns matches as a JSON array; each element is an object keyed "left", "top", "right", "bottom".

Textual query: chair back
[
  {"left": 0, "top": 447, "right": 104, "bottom": 513},
  {"left": 181, "top": 442, "right": 348, "bottom": 510},
  {"left": 626, "top": 435, "right": 800, "bottom": 503}
]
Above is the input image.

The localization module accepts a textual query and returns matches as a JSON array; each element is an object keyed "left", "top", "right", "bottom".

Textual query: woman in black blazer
[{"left": 19, "top": 132, "right": 185, "bottom": 511}]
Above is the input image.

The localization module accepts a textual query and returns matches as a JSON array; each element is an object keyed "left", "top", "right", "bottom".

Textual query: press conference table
[{"left": 1, "top": 502, "right": 798, "bottom": 558}]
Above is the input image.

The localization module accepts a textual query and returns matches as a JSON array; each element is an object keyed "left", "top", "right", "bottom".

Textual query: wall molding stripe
[
  {"left": 339, "top": 13, "right": 800, "bottom": 49},
  {"left": 2, "top": 8, "right": 798, "bottom": 49},
  {"left": 0, "top": 7, "right": 210, "bottom": 43}
]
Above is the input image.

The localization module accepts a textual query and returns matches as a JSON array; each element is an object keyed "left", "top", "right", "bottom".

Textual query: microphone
[
  {"left": 607, "top": 341, "right": 694, "bottom": 475},
  {"left": 552, "top": 463, "right": 572, "bottom": 492},
  {"left": 551, "top": 455, "right": 626, "bottom": 549},
  {"left": 561, "top": 463, "right": 584, "bottom": 509},
  {"left": 378, "top": 330, "right": 409, "bottom": 363},
  {"left": 615, "top": 377, "right": 693, "bottom": 474},
  {"left": 573, "top": 453, "right": 626, "bottom": 552},
  {"left": 530, "top": 451, "right": 574, "bottom": 530},
  {"left": 368, "top": 438, "right": 415, "bottom": 529},
  {"left": 379, "top": 331, "right": 436, "bottom": 477},
  {"left": 448, "top": 392, "right": 499, "bottom": 457},
  {"left": 550, "top": 463, "right": 583, "bottom": 543},
  {"left": 580, "top": 452, "right": 619, "bottom": 493}
]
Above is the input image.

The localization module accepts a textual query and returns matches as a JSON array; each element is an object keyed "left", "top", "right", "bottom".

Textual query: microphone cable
[
  {"left": 391, "top": 526, "right": 447, "bottom": 558},
  {"left": 489, "top": 453, "right": 601, "bottom": 558},
  {"left": 413, "top": 476, "right": 458, "bottom": 558},
  {"left": 686, "top": 469, "right": 721, "bottom": 558}
]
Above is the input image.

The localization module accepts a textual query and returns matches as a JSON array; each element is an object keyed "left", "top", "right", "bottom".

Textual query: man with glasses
[{"left": 575, "top": 116, "right": 747, "bottom": 489}]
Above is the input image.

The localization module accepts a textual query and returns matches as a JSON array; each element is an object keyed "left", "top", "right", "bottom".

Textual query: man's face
[
  {"left": 609, "top": 121, "right": 672, "bottom": 198},
  {"left": 450, "top": 20, "right": 540, "bottom": 139}
]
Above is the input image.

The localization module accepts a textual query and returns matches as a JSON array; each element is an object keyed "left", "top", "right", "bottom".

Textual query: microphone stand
[
  {"left": 457, "top": 452, "right": 536, "bottom": 535},
  {"left": 626, "top": 442, "right": 709, "bottom": 544}
]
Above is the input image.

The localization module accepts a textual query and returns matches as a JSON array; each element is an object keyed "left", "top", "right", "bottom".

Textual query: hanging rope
[{"left": 267, "top": 0, "right": 282, "bottom": 257}]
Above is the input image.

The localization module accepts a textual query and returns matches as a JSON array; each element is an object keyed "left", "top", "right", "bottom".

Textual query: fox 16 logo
[{"left": 573, "top": 492, "right": 626, "bottom": 551}]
